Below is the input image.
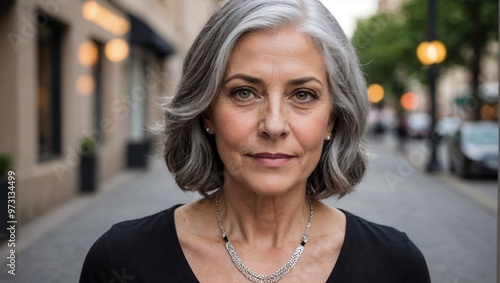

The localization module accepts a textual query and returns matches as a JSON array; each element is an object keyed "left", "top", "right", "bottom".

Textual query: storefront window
[
  {"left": 92, "top": 41, "right": 104, "bottom": 142},
  {"left": 129, "top": 47, "right": 149, "bottom": 142},
  {"left": 37, "top": 17, "right": 62, "bottom": 162}
]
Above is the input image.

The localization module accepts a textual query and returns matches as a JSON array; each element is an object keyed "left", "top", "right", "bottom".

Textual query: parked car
[
  {"left": 407, "top": 113, "right": 430, "bottom": 139},
  {"left": 436, "top": 116, "right": 462, "bottom": 140},
  {"left": 448, "top": 121, "right": 498, "bottom": 178}
]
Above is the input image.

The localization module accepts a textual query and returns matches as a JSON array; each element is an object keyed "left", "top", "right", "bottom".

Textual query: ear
[
  {"left": 326, "top": 115, "right": 336, "bottom": 137},
  {"left": 203, "top": 111, "right": 214, "bottom": 133}
]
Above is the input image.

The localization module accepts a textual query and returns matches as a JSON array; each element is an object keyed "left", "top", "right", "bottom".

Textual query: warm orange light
[
  {"left": 82, "top": 1, "right": 130, "bottom": 36},
  {"left": 104, "top": 39, "right": 129, "bottom": 62},
  {"left": 76, "top": 74, "right": 95, "bottom": 96},
  {"left": 481, "top": 105, "right": 495, "bottom": 120},
  {"left": 78, "top": 41, "right": 98, "bottom": 67},
  {"left": 416, "top": 41, "right": 447, "bottom": 65},
  {"left": 367, "top": 84, "right": 384, "bottom": 103},
  {"left": 401, "top": 92, "right": 418, "bottom": 111}
]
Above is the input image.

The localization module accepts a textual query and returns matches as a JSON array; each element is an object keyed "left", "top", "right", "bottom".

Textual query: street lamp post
[
  {"left": 426, "top": 57, "right": 440, "bottom": 172},
  {"left": 426, "top": 0, "right": 439, "bottom": 173},
  {"left": 416, "top": 0, "right": 446, "bottom": 173}
]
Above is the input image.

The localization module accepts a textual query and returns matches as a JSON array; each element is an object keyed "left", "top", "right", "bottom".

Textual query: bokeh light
[
  {"left": 416, "top": 41, "right": 447, "bottom": 65},
  {"left": 105, "top": 38, "right": 129, "bottom": 62},
  {"left": 76, "top": 74, "right": 95, "bottom": 96},
  {"left": 400, "top": 92, "right": 418, "bottom": 111},
  {"left": 367, "top": 83, "right": 384, "bottom": 103},
  {"left": 78, "top": 41, "right": 98, "bottom": 68}
]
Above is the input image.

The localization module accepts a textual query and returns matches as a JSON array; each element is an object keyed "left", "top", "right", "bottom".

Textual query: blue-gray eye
[
  {"left": 237, "top": 89, "right": 252, "bottom": 99},
  {"left": 231, "top": 88, "right": 253, "bottom": 100},
  {"left": 295, "top": 91, "right": 310, "bottom": 101}
]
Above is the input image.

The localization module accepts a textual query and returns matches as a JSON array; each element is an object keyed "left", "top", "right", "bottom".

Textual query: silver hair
[{"left": 159, "top": 0, "right": 369, "bottom": 199}]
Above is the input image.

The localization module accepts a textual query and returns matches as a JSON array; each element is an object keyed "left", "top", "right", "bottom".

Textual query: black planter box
[
  {"left": 80, "top": 155, "right": 98, "bottom": 193},
  {"left": 127, "top": 140, "right": 151, "bottom": 169}
]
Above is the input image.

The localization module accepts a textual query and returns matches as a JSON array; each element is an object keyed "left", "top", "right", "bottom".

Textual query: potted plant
[
  {"left": 0, "top": 152, "right": 12, "bottom": 181},
  {"left": 80, "top": 137, "right": 98, "bottom": 193},
  {"left": 0, "top": 152, "right": 13, "bottom": 240}
]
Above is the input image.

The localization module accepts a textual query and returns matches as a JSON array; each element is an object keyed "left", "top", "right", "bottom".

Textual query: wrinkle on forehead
[{"left": 226, "top": 27, "right": 328, "bottom": 87}]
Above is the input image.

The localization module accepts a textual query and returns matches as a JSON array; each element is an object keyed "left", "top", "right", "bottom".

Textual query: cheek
[
  {"left": 292, "top": 112, "right": 331, "bottom": 148},
  {"left": 212, "top": 107, "right": 255, "bottom": 150}
]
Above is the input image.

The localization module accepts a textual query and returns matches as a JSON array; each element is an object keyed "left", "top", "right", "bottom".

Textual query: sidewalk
[{"left": 0, "top": 157, "right": 198, "bottom": 282}]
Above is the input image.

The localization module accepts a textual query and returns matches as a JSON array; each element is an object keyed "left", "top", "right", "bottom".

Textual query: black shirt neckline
[{"left": 167, "top": 204, "right": 352, "bottom": 282}]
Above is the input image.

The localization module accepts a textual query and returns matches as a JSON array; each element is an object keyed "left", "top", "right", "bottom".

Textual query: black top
[{"left": 80, "top": 205, "right": 430, "bottom": 283}]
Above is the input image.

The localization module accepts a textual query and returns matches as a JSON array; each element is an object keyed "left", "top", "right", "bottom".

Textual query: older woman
[{"left": 80, "top": 0, "right": 430, "bottom": 282}]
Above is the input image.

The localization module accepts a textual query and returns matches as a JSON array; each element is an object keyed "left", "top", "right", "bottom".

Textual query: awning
[
  {"left": 129, "top": 15, "right": 174, "bottom": 57},
  {"left": 0, "top": 0, "right": 14, "bottom": 14}
]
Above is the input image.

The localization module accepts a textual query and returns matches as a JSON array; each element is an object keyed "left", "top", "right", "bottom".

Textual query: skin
[{"left": 175, "top": 27, "right": 346, "bottom": 282}]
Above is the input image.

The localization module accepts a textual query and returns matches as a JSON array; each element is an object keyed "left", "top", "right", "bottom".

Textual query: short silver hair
[{"left": 160, "top": 0, "right": 369, "bottom": 199}]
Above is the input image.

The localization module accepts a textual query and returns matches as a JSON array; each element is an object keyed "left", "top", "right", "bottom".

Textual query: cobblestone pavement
[{"left": 0, "top": 137, "right": 496, "bottom": 283}]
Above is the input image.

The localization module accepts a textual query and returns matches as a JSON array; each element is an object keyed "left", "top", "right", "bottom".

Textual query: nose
[{"left": 258, "top": 96, "right": 289, "bottom": 140}]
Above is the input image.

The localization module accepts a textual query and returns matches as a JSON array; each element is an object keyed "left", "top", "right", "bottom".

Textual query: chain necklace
[{"left": 215, "top": 191, "right": 313, "bottom": 283}]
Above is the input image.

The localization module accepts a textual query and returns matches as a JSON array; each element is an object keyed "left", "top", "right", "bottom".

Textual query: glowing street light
[
  {"left": 416, "top": 41, "right": 446, "bottom": 65},
  {"left": 367, "top": 84, "right": 384, "bottom": 104}
]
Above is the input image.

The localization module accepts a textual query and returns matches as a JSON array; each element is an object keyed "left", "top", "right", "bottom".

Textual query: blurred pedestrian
[{"left": 80, "top": 0, "right": 430, "bottom": 282}]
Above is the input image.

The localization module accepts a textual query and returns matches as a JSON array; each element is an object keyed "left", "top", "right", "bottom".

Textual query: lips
[
  {"left": 249, "top": 152, "right": 294, "bottom": 167},
  {"left": 252, "top": 152, "right": 293, "bottom": 159}
]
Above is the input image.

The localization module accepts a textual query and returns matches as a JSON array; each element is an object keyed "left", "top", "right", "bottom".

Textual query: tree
[{"left": 352, "top": 0, "right": 498, "bottom": 119}]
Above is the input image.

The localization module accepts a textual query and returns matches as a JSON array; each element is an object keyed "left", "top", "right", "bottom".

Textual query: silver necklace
[{"left": 215, "top": 191, "right": 313, "bottom": 283}]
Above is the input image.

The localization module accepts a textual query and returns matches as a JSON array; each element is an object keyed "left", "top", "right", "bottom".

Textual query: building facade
[{"left": 0, "top": 0, "right": 219, "bottom": 224}]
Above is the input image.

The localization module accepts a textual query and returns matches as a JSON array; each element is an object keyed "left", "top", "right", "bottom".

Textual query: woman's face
[{"left": 206, "top": 27, "right": 334, "bottom": 196}]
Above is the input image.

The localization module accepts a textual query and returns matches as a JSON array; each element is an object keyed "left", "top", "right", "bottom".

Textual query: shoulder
[
  {"left": 106, "top": 205, "right": 179, "bottom": 245},
  {"left": 338, "top": 210, "right": 430, "bottom": 282},
  {"left": 79, "top": 205, "right": 183, "bottom": 283},
  {"left": 344, "top": 210, "right": 409, "bottom": 246}
]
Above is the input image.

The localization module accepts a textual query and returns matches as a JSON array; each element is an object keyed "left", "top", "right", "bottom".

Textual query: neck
[{"left": 216, "top": 187, "right": 311, "bottom": 249}]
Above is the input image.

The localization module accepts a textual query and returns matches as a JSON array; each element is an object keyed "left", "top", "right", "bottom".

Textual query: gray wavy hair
[{"left": 159, "top": 0, "right": 369, "bottom": 199}]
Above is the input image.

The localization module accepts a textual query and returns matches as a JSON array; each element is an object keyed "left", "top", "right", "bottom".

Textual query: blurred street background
[{"left": 0, "top": 0, "right": 498, "bottom": 282}]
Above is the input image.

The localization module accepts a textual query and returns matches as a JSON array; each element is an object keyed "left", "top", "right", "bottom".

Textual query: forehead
[{"left": 226, "top": 27, "right": 327, "bottom": 80}]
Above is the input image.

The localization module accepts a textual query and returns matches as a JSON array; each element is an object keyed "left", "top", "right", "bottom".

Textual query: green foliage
[
  {"left": 0, "top": 152, "right": 13, "bottom": 178},
  {"left": 352, "top": 0, "right": 499, "bottom": 101},
  {"left": 80, "top": 136, "right": 97, "bottom": 156}
]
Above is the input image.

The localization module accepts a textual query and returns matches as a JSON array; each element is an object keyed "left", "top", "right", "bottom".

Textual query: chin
[{"left": 240, "top": 178, "right": 305, "bottom": 197}]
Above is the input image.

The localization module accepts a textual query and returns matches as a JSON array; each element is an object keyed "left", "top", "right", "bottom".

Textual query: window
[
  {"left": 37, "top": 16, "right": 63, "bottom": 162},
  {"left": 129, "top": 47, "right": 149, "bottom": 141},
  {"left": 91, "top": 41, "right": 104, "bottom": 142}
]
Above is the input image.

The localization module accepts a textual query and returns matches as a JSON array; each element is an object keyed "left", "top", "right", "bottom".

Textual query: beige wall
[
  {"left": 0, "top": 0, "right": 220, "bottom": 224},
  {"left": 1, "top": 0, "right": 129, "bottom": 223}
]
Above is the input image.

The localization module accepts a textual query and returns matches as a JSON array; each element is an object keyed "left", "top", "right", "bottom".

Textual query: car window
[{"left": 463, "top": 125, "right": 499, "bottom": 145}]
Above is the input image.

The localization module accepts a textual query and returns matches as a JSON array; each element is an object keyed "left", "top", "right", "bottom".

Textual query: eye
[
  {"left": 295, "top": 91, "right": 310, "bottom": 101},
  {"left": 292, "top": 89, "right": 318, "bottom": 102},
  {"left": 230, "top": 87, "right": 255, "bottom": 100}
]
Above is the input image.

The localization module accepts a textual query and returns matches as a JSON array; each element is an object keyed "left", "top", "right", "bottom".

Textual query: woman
[{"left": 80, "top": 0, "right": 431, "bottom": 282}]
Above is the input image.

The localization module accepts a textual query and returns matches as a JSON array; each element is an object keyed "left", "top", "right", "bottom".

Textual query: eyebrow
[
  {"left": 224, "top": 74, "right": 263, "bottom": 85},
  {"left": 288, "top": 77, "right": 324, "bottom": 87},
  {"left": 224, "top": 74, "right": 324, "bottom": 88}
]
